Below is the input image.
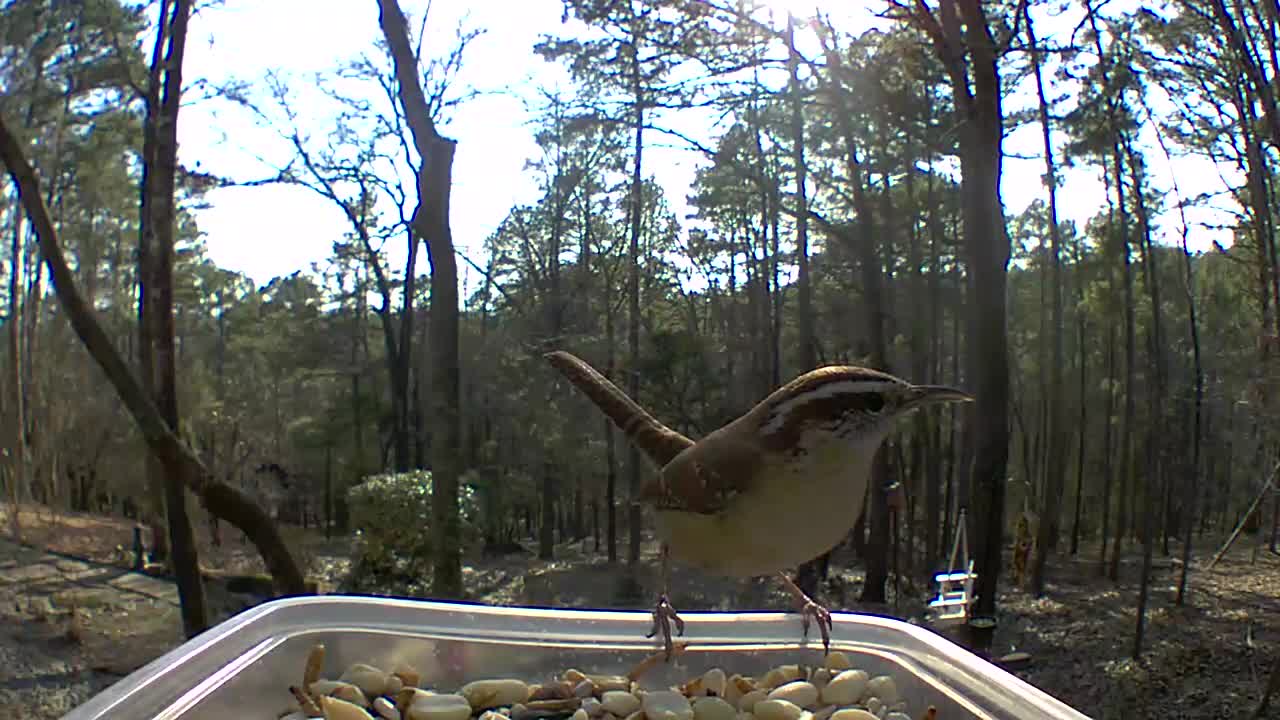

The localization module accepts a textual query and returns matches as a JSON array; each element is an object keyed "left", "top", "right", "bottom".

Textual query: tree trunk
[
  {"left": 540, "top": 461, "right": 555, "bottom": 560},
  {"left": 342, "top": 267, "right": 368, "bottom": 533},
  {"left": 573, "top": 481, "right": 584, "bottom": 542},
  {"left": 7, "top": 185, "right": 25, "bottom": 542},
  {"left": 558, "top": 497, "right": 567, "bottom": 545},
  {"left": 592, "top": 494, "right": 600, "bottom": 552},
  {"left": 942, "top": 278, "right": 963, "bottom": 570},
  {"left": 1025, "top": 4, "right": 1068, "bottom": 597},
  {"left": 324, "top": 444, "right": 333, "bottom": 540},
  {"left": 1081, "top": 2, "right": 1137, "bottom": 586},
  {"left": 959, "top": 0, "right": 1010, "bottom": 641},
  {"left": 606, "top": 298, "right": 618, "bottom": 565},
  {"left": 1070, "top": 301, "right": 1088, "bottom": 556},
  {"left": 1158, "top": 122, "right": 1206, "bottom": 606},
  {"left": 912, "top": 0, "right": 1011, "bottom": 644},
  {"left": 539, "top": 133, "right": 570, "bottom": 560},
  {"left": 137, "top": 18, "right": 168, "bottom": 567},
  {"left": 138, "top": 0, "right": 206, "bottom": 637},
  {"left": 625, "top": 28, "right": 645, "bottom": 576},
  {"left": 923, "top": 182, "right": 942, "bottom": 574},
  {"left": 1200, "top": 401, "right": 1215, "bottom": 537},
  {"left": 414, "top": 292, "right": 430, "bottom": 469},
  {"left": 1108, "top": 175, "right": 1135, "bottom": 584},
  {"left": 393, "top": 227, "right": 418, "bottom": 473},
  {"left": 1099, "top": 322, "right": 1117, "bottom": 571},
  {"left": 1222, "top": 405, "right": 1236, "bottom": 531},
  {"left": 377, "top": 0, "right": 463, "bottom": 597},
  {"left": 1131, "top": 141, "right": 1165, "bottom": 657},
  {"left": 768, "top": 197, "right": 782, "bottom": 392}
]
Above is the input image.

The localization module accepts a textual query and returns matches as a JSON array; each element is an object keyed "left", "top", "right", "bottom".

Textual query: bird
[{"left": 544, "top": 350, "right": 973, "bottom": 656}]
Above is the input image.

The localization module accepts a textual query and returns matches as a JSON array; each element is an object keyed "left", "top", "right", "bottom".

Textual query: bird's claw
[
  {"left": 779, "top": 571, "right": 834, "bottom": 655},
  {"left": 799, "top": 598, "right": 833, "bottom": 655},
  {"left": 645, "top": 594, "right": 685, "bottom": 660}
]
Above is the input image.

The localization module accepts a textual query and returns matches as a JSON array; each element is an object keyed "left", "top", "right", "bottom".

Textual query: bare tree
[{"left": 376, "top": 0, "right": 464, "bottom": 598}]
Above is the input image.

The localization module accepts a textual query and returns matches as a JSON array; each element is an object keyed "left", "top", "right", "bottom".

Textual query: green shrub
[{"left": 344, "top": 470, "right": 480, "bottom": 593}]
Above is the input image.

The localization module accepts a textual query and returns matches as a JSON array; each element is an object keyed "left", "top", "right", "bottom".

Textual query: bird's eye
[{"left": 865, "top": 395, "right": 885, "bottom": 413}]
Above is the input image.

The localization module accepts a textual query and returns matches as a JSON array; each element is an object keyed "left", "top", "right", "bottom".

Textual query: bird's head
[{"left": 753, "top": 366, "right": 973, "bottom": 455}]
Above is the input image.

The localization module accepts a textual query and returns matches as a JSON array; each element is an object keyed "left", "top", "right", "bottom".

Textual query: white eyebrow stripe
[{"left": 759, "top": 380, "right": 898, "bottom": 436}]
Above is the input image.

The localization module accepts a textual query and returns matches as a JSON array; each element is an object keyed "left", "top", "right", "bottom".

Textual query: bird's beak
[{"left": 904, "top": 384, "right": 974, "bottom": 408}]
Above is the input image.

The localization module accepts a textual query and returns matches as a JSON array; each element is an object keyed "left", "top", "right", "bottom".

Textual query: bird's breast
[{"left": 657, "top": 437, "right": 878, "bottom": 578}]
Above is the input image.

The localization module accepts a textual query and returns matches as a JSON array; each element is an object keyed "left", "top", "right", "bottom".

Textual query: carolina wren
[{"left": 545, "top": 351, "right": 972, "bottom": 655}]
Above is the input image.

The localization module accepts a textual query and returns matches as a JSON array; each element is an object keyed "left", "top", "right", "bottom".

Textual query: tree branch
[{"left": 0, "top": 112, "right": 308, "bottom": 596}]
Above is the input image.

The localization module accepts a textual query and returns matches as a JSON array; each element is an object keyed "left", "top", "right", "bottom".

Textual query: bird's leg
[
  {"left": 646, "top": 543, "right": 685, "bottom": 659},
  {"left": 778, "top": 571, "right": 832, "bottom": 654}
]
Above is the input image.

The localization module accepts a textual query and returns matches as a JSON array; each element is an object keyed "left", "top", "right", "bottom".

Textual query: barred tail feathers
[{"left": 543, "top": 350, "right": 694, "bottom": 467}]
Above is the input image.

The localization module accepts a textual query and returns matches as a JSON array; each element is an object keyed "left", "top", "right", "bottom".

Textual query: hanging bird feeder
[{"left": 928, "top": 508, "right": 977, "bottom": 627}]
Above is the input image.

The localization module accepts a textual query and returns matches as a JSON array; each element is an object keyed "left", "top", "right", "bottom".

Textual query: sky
[{"left": 176, "top": 0, "right": 1239, "bottom": 295}]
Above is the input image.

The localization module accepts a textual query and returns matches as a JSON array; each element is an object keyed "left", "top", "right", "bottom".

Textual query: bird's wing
[
  {"left": 639, "top": 423, "right": 764, "bottom": 515},
  {"left": 544, "top": 350, "right": 694, "bottom": 466}
]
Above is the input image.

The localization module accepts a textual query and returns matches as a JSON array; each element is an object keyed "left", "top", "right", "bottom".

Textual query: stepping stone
[
  {"left": 107, "top": 573, "right": 178, "bottom": 602},
  {"left": 54, "top": 587, "right": 122, "bottom": 611},
  {"left": 0, "top": 564, "right": 59, "bottom": 583},
  {"left": 55, "top": 559, "right": 92, "bottom": 574}
]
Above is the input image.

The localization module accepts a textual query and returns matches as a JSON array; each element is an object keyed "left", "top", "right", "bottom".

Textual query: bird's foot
[
  {"left": 779, "top": 572, "right": 832, "bottom": 654},
  {"left": 645, "top": 593, "right": 685, "bottom": 660},
  {"left": 796, "top": 595, "right": 833, "bottom": 654}
]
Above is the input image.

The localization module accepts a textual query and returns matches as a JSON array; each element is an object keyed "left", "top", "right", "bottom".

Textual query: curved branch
[{"left": 0, "top": 113, "right": 308, "bottom": 596}]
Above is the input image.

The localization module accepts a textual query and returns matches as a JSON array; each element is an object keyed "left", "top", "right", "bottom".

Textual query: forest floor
[{"left": 0, "top": 503, "right": 1277, "bottom": 720}]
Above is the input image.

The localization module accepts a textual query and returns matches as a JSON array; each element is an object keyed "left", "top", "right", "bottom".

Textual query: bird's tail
[{"left": 544, "top": 350, "right": 694, "bottom": 467}]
